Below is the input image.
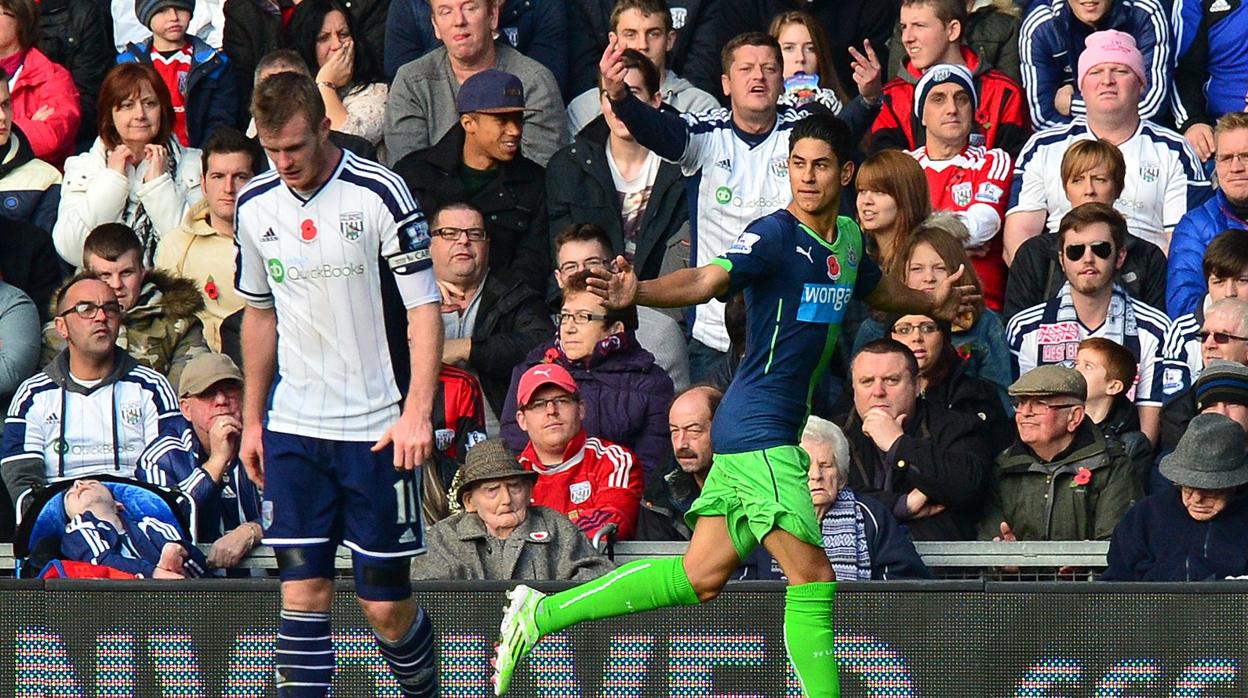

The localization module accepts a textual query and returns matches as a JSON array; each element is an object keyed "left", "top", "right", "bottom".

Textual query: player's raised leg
[
  {"left": 493, "top": 516, "right": 741, "bottom": 695},
  {"left": 763, "top": 528, "right": 840, "bottom": 698}
]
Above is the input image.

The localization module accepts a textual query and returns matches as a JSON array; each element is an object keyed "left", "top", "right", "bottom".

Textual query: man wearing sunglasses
[
  {"left": 2, "top": 272, "right": 198, "bottom": 516},
  {"left": 1007, "top": 203, "right": 1172, "bottom": 447},
  {"left": 1159, "top": 301, "right": 1248, "bottom": 459},
  {"left": 978, "top": 364, "right": 1138, "bottom": 543},
  {"left": 430, "top": 201, "right": 552, "bottom": 425}
]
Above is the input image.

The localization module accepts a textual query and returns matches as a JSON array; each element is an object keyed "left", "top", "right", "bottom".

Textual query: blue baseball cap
[{"left": 456, "top": 69, "right": 531, "bottom": 115}]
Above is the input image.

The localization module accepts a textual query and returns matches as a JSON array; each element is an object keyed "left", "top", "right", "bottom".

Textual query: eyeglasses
[
  {"left": 558, "top": 311, "right": 609, "bottom": 326},
  {"left": 523, "top": 395, "right": 578, "bottom": 412},
  {"left": 431, "top": 227, "right": 487, "bottom": 242},
  {"left": 892, "top": 322, "right": 940, "bottom": 336},
  {"left": 1011, "top": 397, "right": 1080, "bottom": 413},
  {"left": 1215, "top": 152, "right": 1248, "bottom": 167},
  {"left": 558, "top": 257, "right": 608, "bottom": 275},
  {"left": 1064, "top": 241, "right": 1114, "bottom": 261},
  {"left": 1200, "top": 330, "right": 1248, "bottom": 344},
  {"left": 58, "top": 301, "right": 123, "bottom": 320}
]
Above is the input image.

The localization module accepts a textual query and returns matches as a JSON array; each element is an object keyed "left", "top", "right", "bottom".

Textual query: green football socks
[
  {"left": 784, "top": 581, "right": 841, "bottom": 697},
  {"left": 534, "top": 557, "right": 700, "bottom": 635}
]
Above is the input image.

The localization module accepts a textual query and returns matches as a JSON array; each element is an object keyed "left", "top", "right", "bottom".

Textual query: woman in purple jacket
[{"left": 499, "top": 271, "right": 675, "bottom": 479}]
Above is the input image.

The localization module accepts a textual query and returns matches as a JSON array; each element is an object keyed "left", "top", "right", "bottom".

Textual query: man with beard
[{"left": 1007, "top": 203, "right": 1171, "bottom": 446}]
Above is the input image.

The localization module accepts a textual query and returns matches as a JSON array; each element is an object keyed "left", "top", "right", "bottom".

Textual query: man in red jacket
[
  {"left": 514, "top": 362, "right": 643, "bottom": 541},
  {"left": 870, "top": 0, "right": 1028, "bottom": 157}
]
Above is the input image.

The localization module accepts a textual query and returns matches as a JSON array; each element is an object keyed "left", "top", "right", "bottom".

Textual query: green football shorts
[{"left": 685, "top": 445, "right": 822, "bottom": 561}]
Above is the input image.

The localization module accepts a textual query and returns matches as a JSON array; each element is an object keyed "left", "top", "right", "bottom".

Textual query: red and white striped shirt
[{"left": 519, "top": 431, "right": 643, "bottom": 541}]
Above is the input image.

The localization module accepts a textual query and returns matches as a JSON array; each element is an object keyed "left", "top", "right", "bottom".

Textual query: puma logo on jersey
[{"left": 795, "top": 245, "right": 814, "bottom": 264}]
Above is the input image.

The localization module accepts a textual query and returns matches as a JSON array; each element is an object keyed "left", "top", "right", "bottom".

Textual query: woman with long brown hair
[{"left": 856, "top": 150, "right": 931, "bottom": 274}]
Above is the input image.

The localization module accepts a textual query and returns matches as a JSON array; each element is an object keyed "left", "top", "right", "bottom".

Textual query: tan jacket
[{"left": 155, "top": 200, "right": 243, "bottom": 352}]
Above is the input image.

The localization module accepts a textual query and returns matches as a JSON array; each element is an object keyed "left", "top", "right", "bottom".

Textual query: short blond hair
[{"left": 1060, "top": 139, "right": 1126, "bottom": 199}]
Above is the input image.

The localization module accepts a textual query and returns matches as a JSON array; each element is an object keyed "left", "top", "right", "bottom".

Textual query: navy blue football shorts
[{"left": 260, "top": 430, "right": 426, "bottom": 560}]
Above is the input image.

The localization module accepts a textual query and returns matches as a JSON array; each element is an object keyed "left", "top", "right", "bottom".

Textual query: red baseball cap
[{"left": 516, "top": 363, "right": 578, "bottom": 406}]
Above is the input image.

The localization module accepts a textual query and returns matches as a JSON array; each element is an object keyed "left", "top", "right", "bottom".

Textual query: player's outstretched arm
[
  {"left": 240, "top": 305, "right": 278, "bottom": 488},
  {"left": 865, "top": 265, "right": 982, "bottom": 322},
  {"left": 373, "top": 302, "right": 442, "bottom": 471},
  {"left": 587, "top": 256, "right": 730, "bottom": 310}
]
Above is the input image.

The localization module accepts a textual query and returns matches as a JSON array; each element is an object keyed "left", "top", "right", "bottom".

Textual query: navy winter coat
[
  {"left": 1102, "top": 487, "right": 1248, "bottom": 581},
  {"left": 500, "top": 334, "right": 675, "bottom": 478}
]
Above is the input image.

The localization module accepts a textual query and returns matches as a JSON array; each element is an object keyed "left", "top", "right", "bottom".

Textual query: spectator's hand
[
  {"left": 143, "top": 144, "right": 169, "bottom": 182},
  {"left": 108, "top": 145, "right": 136, "bottom": 174},
  {"left": 204, "top": 415, "right": 243, "bottom": 479},
  {"left": 848, "top": 40, "right": 882, "bottom": 105},
  {"left": 930, "top": 264, "right": 980, "bottom": 323},
  {"left": 992, "top": 521, "right": 1017, "bottom": 543},
  {"left": 373, "top": 409, "right": 433, "bottom": 471},
  {"left": 316, "top": 38, "right": 354, "bottom": 89},
  {"left": 862, "top": 406, "right": 905, "bottom": 452},
  {"left": 904, "top": 489, "right": 944, "bottom": 518},
  {"left": 31, "top": 105, "right": 54, "bottom": 122},
  {"left": 586, "top": 255, "right": 638, "bottom": 310},
  {"left": 1054, "top": 85, "right": 1074, "bottom": 116},
  {"left": 240, "top": 423, "right": 265, "bottom": 488},
  {"left": 598, "top": 36, "right": 630, "bottom": 102},
  {"left": 442, "top": 337, "right": 471, "bottom": 365},
  {"left": 1185, "top": 123, "right": 1215, "bottom": 162},
  {"left": 158, "top": 542, "right": 187, "bottom": 576},
  {"left": 152, "top": 566, "right": 185, "bottom": 579},
  {"left": 207, "top": 522, "right": 260, "bottom": 569},
  {"left": 965, "top": 242, "right": 990, "bottom": 258}
]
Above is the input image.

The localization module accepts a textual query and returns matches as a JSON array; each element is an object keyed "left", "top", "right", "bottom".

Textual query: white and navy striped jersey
[
  {"left": 2, "top": 357, "right": 195, "bottom": 486},
  {"left": 1006, "top": 117, "right": 1210, "bottom": 253},
  {"left": 678, "top": 107, "right": 805, "bottom": 352},
  {"left": 1162, "top": 310, "right": 1202, "bottom": 395},
  {"left": 1006, "top": 283, "right": 1173, "bottom": 407},
  {"left": 234, "top": 150, "right": 439, "bottom": 441}
]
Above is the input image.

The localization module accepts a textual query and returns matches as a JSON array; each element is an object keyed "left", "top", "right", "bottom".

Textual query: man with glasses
[
  {"left": 1007, "top": 203, "right": 1171, "bottom": 446},
  {"left": 2, "top": 272, "right": 198, "bottom": 514},
  {"left": 1168, "top": 112, "right": 1248, "bottom": 317},
  {"left": 1160, "top": 300, "right": 1248, "bottom": 459},
  {"left": 43, "top": 223, "right": 211, "bottom": 388},
  {"left": 513, "top": 362, "right": 644, "bottom": 541},
  {"left": 979, "top": 364, "right": 1138, "bottom": 542},
  {"left": 430, "top": 201, "right": 552, "bottom": 427},
  {"left": 395, "top": 69, "right": 551, "bottom": 294}
]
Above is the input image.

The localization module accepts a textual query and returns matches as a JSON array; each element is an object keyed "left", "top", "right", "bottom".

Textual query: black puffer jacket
[
  {"left": 546, "top": 117, "right": 688, "bottom": 283},
  {"left": 36, "top": 0, "right": 114, "bottom": 148},
  {"left": 466, "top": 272, "right": 555, "bottom": 415},
  {"left": 223, "top": 0, "right": 284, "bottom": 127},
  {"left": 393, "top": 123, "right": 551, "bottom": 294}
]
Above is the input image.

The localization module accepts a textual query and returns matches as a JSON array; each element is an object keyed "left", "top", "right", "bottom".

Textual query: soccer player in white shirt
[
  {"left": 1003, "top": 30, "right": 1209, "bottom": 261},
  {"left": 234, "top": 73, "right": 441, "bottom": 697}
]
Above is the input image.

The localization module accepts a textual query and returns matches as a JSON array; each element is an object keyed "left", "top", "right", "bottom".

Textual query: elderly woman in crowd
[
  {"left": 0, "top": 0, "right": 81, "bottom": 168},
  {"left": 53, "top": 63, "right": 202, "bottom": 268},
  {"left": 743, "top": 417, "right": 930, "bottom": 581},
  {"left": 500, "top": 270, "right": 674, "bottom": 478},
  {"left": 1102, "top": 413, "right": 1248, "bottom": 581},
  {"left": 286, "top": 0, "right": 388, "bottom": 147},
  {"left": 412, "top": 439, "right": 615, "bottom": 581}
]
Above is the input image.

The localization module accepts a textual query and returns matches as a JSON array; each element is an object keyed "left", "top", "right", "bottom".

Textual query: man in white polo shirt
[{"left": 1003, "top": 30, "right": 1210, "bottom": 261}]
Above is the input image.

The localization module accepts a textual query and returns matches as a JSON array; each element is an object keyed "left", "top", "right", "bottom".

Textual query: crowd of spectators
[{"left": 2, "top": 0, "right": 1248, "bottom": 584}]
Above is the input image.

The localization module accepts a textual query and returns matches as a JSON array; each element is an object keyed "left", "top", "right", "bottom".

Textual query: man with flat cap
[
  {"left": 412, "top": 438, "right": 615, "bottom": 581},
  {"left": 1102, "top": 413, "right": 1248, "bottom": 581},
  {"left": 979, "top": 364, "right": 1139, "bottom": 542},
  {"left": 394, "top": 69, "right": 551, "bottom": 294}
]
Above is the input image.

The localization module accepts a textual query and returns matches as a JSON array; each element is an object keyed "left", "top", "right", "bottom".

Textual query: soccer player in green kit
[{"left": 492, "top": 55, "right": 980, "bottom": 698}]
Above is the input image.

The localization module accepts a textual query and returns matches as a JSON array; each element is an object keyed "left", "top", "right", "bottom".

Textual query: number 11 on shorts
[{"left": 394, "top": 479, "right": 418, "bottom": 524}]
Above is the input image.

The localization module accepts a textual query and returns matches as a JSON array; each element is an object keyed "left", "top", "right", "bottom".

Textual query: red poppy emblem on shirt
[
  {"left": 1073, "top": 467, "right": 1092, "bottom": 486},
  {"left": 204, "top": 276, "right": 219, "bottom": 300},
  {"left": 300, "top": 219, "right": 318, "bottom": 242},
  {"left": 827, "top": 255, "right": 841, "bottom": 281}
]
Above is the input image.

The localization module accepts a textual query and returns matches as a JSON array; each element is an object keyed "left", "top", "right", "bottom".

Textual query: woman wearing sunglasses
[
  {"left": 886, "top": 312, "right": 1012, "bottom": 453},
  {"left": 1003, "top": 139, "right": 1168, "bottom": 322}
]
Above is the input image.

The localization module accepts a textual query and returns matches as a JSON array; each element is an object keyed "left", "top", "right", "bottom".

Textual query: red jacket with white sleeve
[{"left": 519, "top": 431, "right": 643, "bottom": 541}]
